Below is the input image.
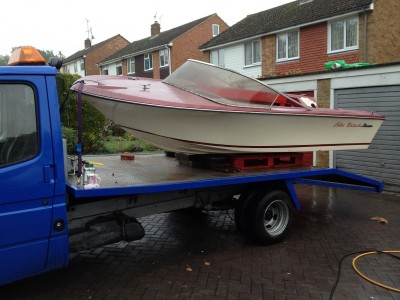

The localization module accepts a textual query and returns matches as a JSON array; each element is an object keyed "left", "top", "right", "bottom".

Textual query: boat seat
[{"left": 273, "top": 95, "right": 288, "bottom": 106}]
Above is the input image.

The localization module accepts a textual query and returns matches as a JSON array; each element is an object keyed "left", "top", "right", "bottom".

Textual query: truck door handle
[{"left": 43, "top": 165, "right": 54, "bottom": 183}]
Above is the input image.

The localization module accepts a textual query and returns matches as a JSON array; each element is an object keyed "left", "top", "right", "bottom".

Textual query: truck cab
[{"left": 0, "top": 47, "right": 68, "bottom": 286}]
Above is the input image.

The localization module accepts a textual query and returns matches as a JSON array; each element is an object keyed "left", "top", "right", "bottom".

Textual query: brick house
[
  {"left": 200, "top": 0, "right": 400, "bottom": 191},
  {"left": 200, "top": 0, "right": 399, "bottom": 78},
  {"left": 61, "top": 34, "right": 129, "bottom": 76},
  {"left": 98, "top": 14, "right": 228, "bottom": 79}
]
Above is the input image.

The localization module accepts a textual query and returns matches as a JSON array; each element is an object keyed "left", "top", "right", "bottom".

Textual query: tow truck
[{"left": 0, "top": 47, "right": 383, "bottom": 286}]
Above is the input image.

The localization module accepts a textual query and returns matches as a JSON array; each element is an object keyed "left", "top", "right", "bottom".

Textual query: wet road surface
[{"left": 1, "top": 186, "right": 400, "bottom": 299}]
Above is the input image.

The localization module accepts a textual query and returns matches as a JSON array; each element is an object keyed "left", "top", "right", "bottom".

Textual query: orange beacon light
[{"left": 7, "top": 46, "right": 46, "bottom": 66}]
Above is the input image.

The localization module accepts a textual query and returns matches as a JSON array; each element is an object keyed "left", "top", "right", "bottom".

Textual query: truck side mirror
[{"left": 48, "top": 57, "right": 63, "bottom": 70}]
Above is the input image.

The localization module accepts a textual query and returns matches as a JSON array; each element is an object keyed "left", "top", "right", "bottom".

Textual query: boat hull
[{"left": 83, "top": 95, "right": 383, "bottom": 154}]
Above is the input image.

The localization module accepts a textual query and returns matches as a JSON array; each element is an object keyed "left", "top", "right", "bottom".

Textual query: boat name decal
[{"left": 333, "top": 122, "right": 373, "bottom": 128}]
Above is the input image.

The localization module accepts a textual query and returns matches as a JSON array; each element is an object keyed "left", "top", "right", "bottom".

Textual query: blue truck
[{"left": 0, "top": 47, "right": 383, "bottom": 286}]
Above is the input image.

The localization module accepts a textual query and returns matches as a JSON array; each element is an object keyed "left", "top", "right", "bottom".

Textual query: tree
[
  {"left": 56, "top": 73, "right": 108, "bottom": 153},
  {"left": 0, "top": 55, "right": 10, "bottom": 66},
  {"left": 37, "top": 49, "right": 65, "bottom": 61}
]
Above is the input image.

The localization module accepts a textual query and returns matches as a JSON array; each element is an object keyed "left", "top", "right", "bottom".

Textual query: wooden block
[{"left": 121, "top": 153, "right": 135, "bottom": 160}]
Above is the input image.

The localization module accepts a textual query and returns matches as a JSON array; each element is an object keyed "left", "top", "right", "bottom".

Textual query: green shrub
[
  {"left": 56, "top": 73, "right": 107, "bottom": 154},
  {"left": 56, "top": 73, "right": 160, "bottom": 155},
  {"left": 61, "top": 126, "right": 77, "bottom": 154},
  {"left": 108, "top": 123, "right": 126, "bottom": 137}
]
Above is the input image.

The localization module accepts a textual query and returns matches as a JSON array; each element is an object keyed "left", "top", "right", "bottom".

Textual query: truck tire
[{"left": 247, "top": 190, "right": 293, "bottom": 245}]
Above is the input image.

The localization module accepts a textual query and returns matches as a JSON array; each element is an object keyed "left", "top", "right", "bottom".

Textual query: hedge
[{"left": 56, "top": 73, "right": 108, "bottom": 154}]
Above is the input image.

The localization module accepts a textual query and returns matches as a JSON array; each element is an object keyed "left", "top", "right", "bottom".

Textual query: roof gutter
[
  {"left": 97, "top": 57, "right": 122, "bottom": 67},
  {"left": 201, "top": 4, "right": 374, "bottom": 51},
  {"left": 98, "top": 44, "right": 171, "bottom": 67},
  {"left": 200, "top": 34, "right": 265, "bottom": 51}
]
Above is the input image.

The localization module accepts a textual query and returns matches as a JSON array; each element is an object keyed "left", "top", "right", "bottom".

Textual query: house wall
[
  {"left": 101, "top": 62, "right": 118, "bottom": 75},
  {"left": 117, "top": 51, "right": 169, "bottom": 79},
  {"left": 63, "top": 59, "right": 85, "bottom": 77},
  {"left": 264, "top": 21, "right": 361, "bottom": 77},
  {"left": 262, "top": 36, "right": 276, "bottom": 77},
  {"left": 261, "top": 0, "right": 400, "bottom": 77},
  {"left": 315, "top": 79, "right": 331, "bottom": 167},
  {"left": 98, "top": 15, "right": 228, "bottom": 79},
  {"left": 122, "top": 58, "right": 128, "bottom": 75},
  {"left": 171, "top": 15, "right": 229, "bottom": 73},
  {"left": 147, "top": 48, "right": 170, "bottom": 79},
  {"left": 212, "top": 43, "right": 262, "bottom": 78},
  {"left": 160, "top": 66, "right": 170, "bottom": 79},
  {"left": 134, "top": 54, "right": 154, "bottom": 78},
  {"left": 366, "top": 0, "right": 400, "bottom": 63},
  {"left": 85, "top": 36, "right": 129, "bottom": 75},
  {"left": 153, "top": 52, "right": 161, "bottom": 79}
]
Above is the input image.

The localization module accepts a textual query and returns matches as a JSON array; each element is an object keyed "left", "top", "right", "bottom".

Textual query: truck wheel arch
[{"left": 235, "top": 188, "right": 294, "bottom": 245}]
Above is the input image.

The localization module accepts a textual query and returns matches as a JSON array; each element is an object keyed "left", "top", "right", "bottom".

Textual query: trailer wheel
[{"left": 248, "top": 190, "right": 293, "bottom": 245}]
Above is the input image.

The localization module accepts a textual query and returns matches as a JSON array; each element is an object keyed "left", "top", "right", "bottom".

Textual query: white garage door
[{"left": 334, "top": 85, "right": 400, "bottom": 192}]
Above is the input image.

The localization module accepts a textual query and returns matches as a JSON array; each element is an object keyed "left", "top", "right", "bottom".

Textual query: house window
[
  {"left": 80, "top": 59, "right": 84, "bottom": 71},
  {"left": 73, "top": 61, "right": 78, "bottom": 73},
  {"left": 329, "top": 17, "right": 358, "bottom": 53},
  {"left": 244, "top": 40, "right": 261, "bottom": 66},
  {"left": 128, "top": 58, "right": 135, "bottom": 74},
  {"left": 116, "top": 65, "right": 122, "bottom": 75},
  {"left": 212, "top": 24, "right": 219, "bottom": 37},
  {"left": 211, "top": 49, "right": 224, "bottom": 67},
  {"left": 144, "top": 53, "right": 153, "bottom": 71},
  {"left": 102, "top": 68, "right": 108, "bottom": 75},
  {"left": 160, "top": 49, "right": 169, "bottom": 67},
  {"left": 277, "top": 30, "right": 299, "bottom": 61}
]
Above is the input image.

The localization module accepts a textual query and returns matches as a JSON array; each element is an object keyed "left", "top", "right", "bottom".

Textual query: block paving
[{"left": 1, "top": 186, "right": 400, "bottom": 299}]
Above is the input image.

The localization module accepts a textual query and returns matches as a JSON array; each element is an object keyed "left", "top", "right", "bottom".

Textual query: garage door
[{"left": 334, "top": 85, "right": 400, "bottom": 192}]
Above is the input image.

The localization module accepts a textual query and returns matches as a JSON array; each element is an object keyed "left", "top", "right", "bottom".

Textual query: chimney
[
  {"left": 151, "top": 21, "right": 160, "bottom": 36},
  {"left": 84, "top": 38, "right": 91, "bottom": 49}
]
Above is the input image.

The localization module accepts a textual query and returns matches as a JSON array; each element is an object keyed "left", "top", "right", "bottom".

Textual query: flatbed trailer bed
[
  {"left": 67, "top": 154, "right": 383, "bottom": 204},
  {"left": 65, "top": 154, "right": 383, "bottom": 252}
]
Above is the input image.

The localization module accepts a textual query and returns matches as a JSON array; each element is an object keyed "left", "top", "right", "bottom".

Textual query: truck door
[{"left": 0, "top": 76, "right": 58, "bottom": 285}]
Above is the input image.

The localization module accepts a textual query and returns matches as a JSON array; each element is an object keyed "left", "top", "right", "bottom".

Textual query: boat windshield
[{"left": 163, "top": 60, "right": 308, "bottom": 109}]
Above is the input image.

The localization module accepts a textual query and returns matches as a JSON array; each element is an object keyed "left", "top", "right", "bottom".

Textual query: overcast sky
[{"left": 0, "top": 0, "right": 293, "bottom": 57}]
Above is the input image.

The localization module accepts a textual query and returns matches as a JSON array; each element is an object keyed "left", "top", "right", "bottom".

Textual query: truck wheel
[{"left": 247, "top": 190, "right": 293, "bottom": 245}]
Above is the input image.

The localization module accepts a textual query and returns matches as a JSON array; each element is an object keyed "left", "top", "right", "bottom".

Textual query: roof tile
[
  {"left": 99, "top": 14, "right": 215, "bottom": 65},
  {"left": 200, "top": 0, "right": 372, "bottom": 49},
  {"left": 63, "top": 34, "right": 129, "bottom": 63}
]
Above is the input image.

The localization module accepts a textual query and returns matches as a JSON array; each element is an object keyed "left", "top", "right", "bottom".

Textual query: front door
[{"left": 0, "top": 76, "right": 56, "bottom": 285}]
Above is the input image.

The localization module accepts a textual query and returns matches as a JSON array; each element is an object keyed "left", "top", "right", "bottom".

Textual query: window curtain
[{"left": 331, "top": 21, "right": 344, "bottom": 51}]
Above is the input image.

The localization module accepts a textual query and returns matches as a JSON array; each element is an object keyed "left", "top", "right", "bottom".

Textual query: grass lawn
[{"left": 101, "top": 137, "right": 162, "bottom": 154}]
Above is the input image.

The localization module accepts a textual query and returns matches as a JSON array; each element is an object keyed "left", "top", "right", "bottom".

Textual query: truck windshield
[{"left": 0, "top": 84, "right": 38, "bottom": 167}]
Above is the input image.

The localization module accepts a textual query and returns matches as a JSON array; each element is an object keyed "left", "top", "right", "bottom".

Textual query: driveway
[{"left": 1, "top": 186, "right": 400, "bottom": 299}]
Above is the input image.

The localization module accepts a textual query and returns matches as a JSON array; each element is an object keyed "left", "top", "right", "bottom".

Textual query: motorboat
[{"left": 71, "top": 60, "right": 384, "bottom": 154}]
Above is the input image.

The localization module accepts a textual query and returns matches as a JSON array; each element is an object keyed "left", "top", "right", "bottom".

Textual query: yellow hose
[
  {"left": 352, "top": 250, "right": 400, "bottom": 293},
  {"left": 89, "top": 161, "right": 104, "bottom": 166}
]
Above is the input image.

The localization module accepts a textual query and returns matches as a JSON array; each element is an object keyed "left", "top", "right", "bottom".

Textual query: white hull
[{"left": 85, "top": 95, "right": 383, "bottom": 154}]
